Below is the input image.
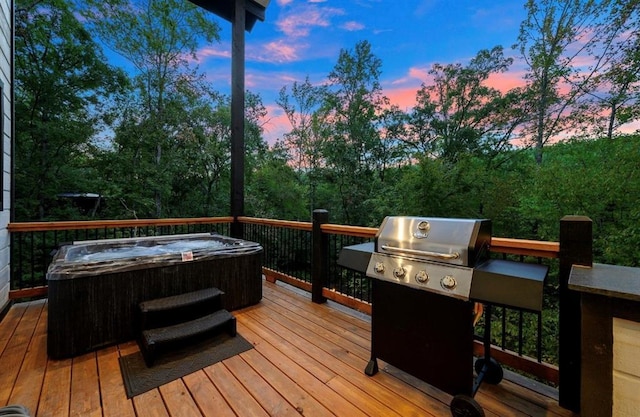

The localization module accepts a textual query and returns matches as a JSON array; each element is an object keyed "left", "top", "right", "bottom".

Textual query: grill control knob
[
  {"left": 441, "top": 275, "right": 457, "bottom": 290},
  {"left": 415, "top": 270, "right": 429, "bottom": 283},
  {"left": 393, "top": 266, "right": 407, "bottom": 279},
  {"left": 374, "top": 262, "right": 385, "bottom": 274}
]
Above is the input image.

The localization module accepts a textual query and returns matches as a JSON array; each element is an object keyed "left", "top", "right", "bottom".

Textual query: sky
[{"left": 194, "top": 0, "right": 531, "bottom": 145}]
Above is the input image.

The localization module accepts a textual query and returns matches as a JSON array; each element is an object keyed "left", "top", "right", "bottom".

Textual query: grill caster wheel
[
  {"left": 450, "top": 394, "right": 485, "bottom": 417},
  {"left": 364, "top": 359, "right": 379, "bottom": 376},
  {"left": 474, "top": 357, "right": 503, "bottom": 385}
]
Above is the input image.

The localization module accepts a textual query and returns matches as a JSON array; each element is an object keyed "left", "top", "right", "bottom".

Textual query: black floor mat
[{"left": 119, "top": 332, "right": 254, "bottom": 398}]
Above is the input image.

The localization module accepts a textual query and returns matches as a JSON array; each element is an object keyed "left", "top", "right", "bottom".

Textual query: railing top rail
[
  {"left": 8, "top": 216, "right": 560, "bottom": 259},
  {"left": 320, "top": 224, "right": 378, "bottom": 238},
  {"left": 320, "top": 224, "right": 560, "bottom": 259},
  {"left": 7, "top": 217, "right": 234, "bottom": 232},
  {"left": 490, "top": 237, "right": 560, "bottom": 259},
  {"left": 238, "top": 216, "right": 313, "bottom": 231}
]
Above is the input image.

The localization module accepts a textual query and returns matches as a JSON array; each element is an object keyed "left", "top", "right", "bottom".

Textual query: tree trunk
[
  {"left": 155, "top": 142, "right": 162, "bottom": 217},
  {"left": 607, "top": 102, "right": 616, "bottom": 140},
  {"left": 535, "top": 75, "right": 548, "bottom": 165}
]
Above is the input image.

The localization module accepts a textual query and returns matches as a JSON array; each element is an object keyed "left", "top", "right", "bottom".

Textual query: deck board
[
  {"left": 97, "top": 346, "right": 136, "bottom": 417},
  {"left": 159, "top": 378, "right": 203, "bottom": 417},
  {"left": 8, "top": 300, "right": 48, "bottom": 414},
  {"left": 38, "top": 356, "right": 72, "bottom": 417},
  {"left": 0, "top": 301, "right": 45, "bottom": 407},
  {"left": 183, "top": 370, "right": 236, "bottom": 417},
  {"left": 69, "top": 352, "right": 101, "bottom": 417},
  {"left": 239, "top": 348, "right": 335, "bottom": 417},
  {"left": 0, "top": 302, "right": 28, "bottom": 354},
  {"left": 0, "top": 280, "right": 578, "bottom": 417}
]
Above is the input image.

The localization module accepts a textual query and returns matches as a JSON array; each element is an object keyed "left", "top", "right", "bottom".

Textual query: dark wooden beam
[
  {"left": 558, "top": 216, "right": 592, "bottom": 412},
  {"left": 188, "top": 0, "right": 265, "bottom": 31},
  {"left": 230, "top": 0, "right": 245, "bottom": 239}
]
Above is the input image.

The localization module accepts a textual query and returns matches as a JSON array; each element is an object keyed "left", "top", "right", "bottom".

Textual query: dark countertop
[{"left": 568, "top": 263, "right": 640, "bottom": 302}]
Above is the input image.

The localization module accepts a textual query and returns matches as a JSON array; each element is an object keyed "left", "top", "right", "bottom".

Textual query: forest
[{"left": 14, "top": 0, "right": 640, "bottom": 266}]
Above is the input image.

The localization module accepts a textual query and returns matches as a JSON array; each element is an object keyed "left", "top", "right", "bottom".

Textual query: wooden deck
[{"left": 0, "top": 280, "right": 577, "bottom": 417}]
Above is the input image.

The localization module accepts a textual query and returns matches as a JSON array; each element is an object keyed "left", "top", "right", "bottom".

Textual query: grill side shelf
[
  {"left": 470, "top": 259, "right": 548, "bottom": 312},
  {"left": 337, "top": 242, "right": 374, "bottom": 274}
]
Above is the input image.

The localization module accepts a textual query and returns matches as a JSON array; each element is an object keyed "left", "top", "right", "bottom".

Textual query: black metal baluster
[
  {"left": 518, "top": 310, "right": 524, "bottom": 355},
  {"left": 537, "top": 311, "right": 543, "bottom": 362},
  {"left": 501, "top": 306, "right": 507, "bottom": 350},
  {"left": 43, "top": 231, "right": 51, "bottom": 285},
  {"left": 29, "top": 231, "right": 35, "bottom": 286},
  {"left": 285, "top": 226, "right": 290, "bottom": 277}
]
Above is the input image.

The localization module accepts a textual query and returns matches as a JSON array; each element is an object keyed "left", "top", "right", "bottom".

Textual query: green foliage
[
  {"left": 246, "top": 157, "right": 309, "bottom": 220},
  {"left": 80, "top": 0, "right": 221, "bottom": 217},
  {"left": 405, "top": 46, "right": 519, "bottom": 163},
  {"left": 371, "top": 134, "right": 640, "bottom": 269},
  {"left": 515, "top": 0, "right": 620, "bottom": 163},
  {"left": 12, "top": 2, "right": 640, "bottom": 274},
  {"left": 14, "top": 0, "right": 127, "bottom": 221}
]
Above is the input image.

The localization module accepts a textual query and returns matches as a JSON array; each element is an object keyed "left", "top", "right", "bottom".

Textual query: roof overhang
[{"left": 189, "top": 0, "right": 270, "bottom": 31}]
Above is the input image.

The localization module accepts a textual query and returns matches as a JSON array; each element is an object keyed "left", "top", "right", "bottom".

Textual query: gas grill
[{"left": 338, "top": 216, "right": 549, "bottom": 417}]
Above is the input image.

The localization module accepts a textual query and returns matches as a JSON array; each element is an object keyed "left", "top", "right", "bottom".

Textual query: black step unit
[
  {"left": 139, "top": 309, "right": 237, "bottom": 367},
  {"left": 138, "top": 287, "right": 224, "bottom": 331}
]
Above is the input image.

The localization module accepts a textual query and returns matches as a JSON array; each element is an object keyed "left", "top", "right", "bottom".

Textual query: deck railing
[
  {"left": 8, "top": 213, "right": 578, "bottom": 390},
  {"left": 8, "top": 218, "right": 232, "bottom": 296}
]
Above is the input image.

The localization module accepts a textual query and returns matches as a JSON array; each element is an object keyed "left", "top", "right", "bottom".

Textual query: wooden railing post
[
  {"left": 558, "top": 215, "right": 592, "bottom": 412},
  {"left": 312, "top": 209, "right": 328, "bottom": 304},
  {"left": 230, "top": 218, "right": 244, "bottom": 240}
]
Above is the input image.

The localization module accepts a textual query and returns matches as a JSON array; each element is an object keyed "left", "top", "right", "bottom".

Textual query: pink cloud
[
  {"left": 408, "top": 66, "right": 430, "bottom": 81},
  {"left": 384, "top": 86, "right": 420, "bottom": 110},
  {"left": 198, "top": 39, "right": 307, "bottom": 65},
  {"left": 342, "top": 21, "right": 365, "bottom": 31},
  {"left": 196, "top": 46, "right": 231, "bottom": 60},
  {"left": 618, "top": 120, "right": 640, "bottom": 135},
  {"left": 486, "top": 71, "right": 526, "bottom": 93},
  {"left": 245, "top": 71, "right": 314, "bottom": 91},
  {"left": 276, "top": 6, "right": 344, "bottom": 37},
  {"left": 249, "top": 39, "right": 305, "bottom": 63},
  {"left": 388, "top": 66, "right": 434, "bottom": 88},
  {"left": 262, "top": 104, "right": 293, "bottom": 146}
]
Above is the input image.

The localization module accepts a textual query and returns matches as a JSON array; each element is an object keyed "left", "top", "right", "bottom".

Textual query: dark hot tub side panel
[{"left": 47, "top": 239, "right": 262, "bottom": 359}]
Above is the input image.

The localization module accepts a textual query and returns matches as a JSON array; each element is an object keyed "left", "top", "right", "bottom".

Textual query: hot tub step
[
  {"left": 140, "top": 309, "right": 237, "bottom": 367},
  {"left": 139, "top": 287, "right": 224, "bottom": 331}
]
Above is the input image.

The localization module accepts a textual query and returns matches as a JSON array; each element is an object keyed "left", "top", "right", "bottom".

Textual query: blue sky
[{"left": 194, "top": 0, "right": 530, "bottom": 144}]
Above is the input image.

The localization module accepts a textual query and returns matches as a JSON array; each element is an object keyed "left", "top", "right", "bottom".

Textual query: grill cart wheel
[
  {"left": 474, "top": 357, "right": 503, "bottom": 385},
  {"left": 450, "top": 394, "right": 485, "bottom": 417},
  {"left": 364, "top": 359, "right": 379, "bottom": 376}
]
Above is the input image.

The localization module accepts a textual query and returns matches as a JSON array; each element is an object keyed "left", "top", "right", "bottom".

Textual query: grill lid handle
[{"left": 380, "top": 245, "right": 460, "bottom": 260}]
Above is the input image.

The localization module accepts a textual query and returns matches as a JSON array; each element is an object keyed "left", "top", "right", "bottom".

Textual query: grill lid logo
[{"left": 413, "top": 220, "right": 430, "bottom": 239}]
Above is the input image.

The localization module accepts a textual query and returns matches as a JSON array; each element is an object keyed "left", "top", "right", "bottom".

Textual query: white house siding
[
  {"left": 613, "top": 318, "right": 640, "bottom": 416},
  {"left": 0, "top": 0, "right": 11, "bottom": 312}
]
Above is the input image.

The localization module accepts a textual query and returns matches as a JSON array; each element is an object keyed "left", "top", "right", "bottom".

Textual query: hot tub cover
[{"left": 47, "top": 233, "right": 263, "bottom": 280}]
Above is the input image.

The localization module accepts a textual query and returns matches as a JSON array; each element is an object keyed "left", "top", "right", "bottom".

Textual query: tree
[
  {"left": 81, "top": 0, "right": 220, "bottom": 217},
  {"left": 583, "top": 0, "right": 640, "bottom": 139},
  {"left": 246, "top": 154, "right": 308, "bottom": 220},
  {"left": 277, "top": 77, "right": 327, "bottom": 172},
  {"left": 276, "top": 77, "right": 329, "bottom": 215},
  {"left": 405, "top": 46, "right": 523, "bottom": 164},
  {"left": 516, "top": 0, "right": 609, "bottom": 164},
  {"left": 14, "top": 0, "right": 127, "bottom": 220},
  {"left": 319, "top": 40, "right": 389, "bottom": 224}
]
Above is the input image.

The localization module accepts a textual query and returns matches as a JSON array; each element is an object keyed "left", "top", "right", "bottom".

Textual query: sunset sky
[{"left": 195, "top": 0, "right": 531, "bottom": 144}]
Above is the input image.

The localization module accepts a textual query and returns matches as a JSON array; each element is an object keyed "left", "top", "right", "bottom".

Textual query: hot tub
[{"left": 47, "top": 233, "right": 263, "bottom": 358}]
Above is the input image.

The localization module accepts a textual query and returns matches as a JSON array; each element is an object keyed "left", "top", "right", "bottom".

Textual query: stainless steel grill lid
[
  {"left": 375, "top": 216, "right": 491, "bottom": 267},
  {"left": 337, "top": 215, "right": 548, "bottom": 310}
]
